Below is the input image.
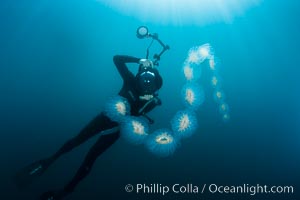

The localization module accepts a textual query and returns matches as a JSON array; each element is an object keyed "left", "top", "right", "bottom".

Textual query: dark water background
[{"left": 0, "top": 0, "right": 299, "bottom": 199}]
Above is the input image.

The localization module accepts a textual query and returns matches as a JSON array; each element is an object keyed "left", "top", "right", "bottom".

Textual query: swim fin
[{"left": 14, "top": 158, "right": 53, "bottom": 189}]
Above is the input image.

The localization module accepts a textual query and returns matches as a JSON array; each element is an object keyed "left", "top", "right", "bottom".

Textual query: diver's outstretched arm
[{"left": 113, "top": 55, "right": 140, "bottom": 82}]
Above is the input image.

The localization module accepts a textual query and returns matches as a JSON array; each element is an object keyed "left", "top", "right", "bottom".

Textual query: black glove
[{"left": 155, "top": 97, "right": 162, "bottom": 105}]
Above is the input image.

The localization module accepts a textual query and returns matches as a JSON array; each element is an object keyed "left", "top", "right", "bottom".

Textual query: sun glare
[{"left": 97, "top": 0, "right": 261, "bottom": 25}]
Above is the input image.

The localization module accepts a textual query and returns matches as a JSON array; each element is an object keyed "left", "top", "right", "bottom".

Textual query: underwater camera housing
[{"left": 136, "top": 26, "right": 170, "bottom": 66}]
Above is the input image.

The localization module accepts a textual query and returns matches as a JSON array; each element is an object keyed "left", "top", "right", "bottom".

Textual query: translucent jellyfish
[
  {"left": 209, "top": 56, "right": 216, "bottom": 70},
  {"left": 196, "top": 43, "right": 213, "bottom": 61},
  {"left": 185, "top": 44, "right": 214, "bottom": 65},
  {"left": 209, "top": 55, "right": 222, "bottom": 72},
  {"left": 181, "top": 83, "right": 205, "bottom": 110},
  {"left": 182, "top": 62, "right": 202, "bottom": 82},
  {"left": 145, "top": 129, "right": 178, "bottom": 157},
  {"left": 222, "top": 113, "right": 230, "bottom": 122},
  {"left": 104, "top": 95, "right": 130, "bottom": 122},
  {"left": 171, "top": 110, "right": 198, "bottom": 139},
  {"left": 213, "top": 88, "right": 226, "bottom": 103},
  {"left": 211, "top": 73, "right": 222, "bottom": 88},
  {"left": 198, "top": 45, "right": 209, "bottom": 58},
  {"left": 219, "top": 102, "right": 230, "bottom": 114},
  {"left": 186, "top": 48, "right": 201, "bottom": 64},
  {"left": 183, "top": 64, "right": 193, "bottom": 81},
  {"left": 120, "top": 116, "right": 149, "bottom": 145}
]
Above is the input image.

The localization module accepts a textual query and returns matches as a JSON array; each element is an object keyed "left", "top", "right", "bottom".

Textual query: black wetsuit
[{"left": 50, "top": 55, "right": 161, "bottom": 196}]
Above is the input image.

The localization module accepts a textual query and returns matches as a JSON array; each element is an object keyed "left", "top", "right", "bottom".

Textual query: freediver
[{"left": 14, "top": 55, "right": 163, "bottom": 200}]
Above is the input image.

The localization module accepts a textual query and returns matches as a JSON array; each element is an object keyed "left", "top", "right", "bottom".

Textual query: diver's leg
[
  {"left": 40, "top": 131, "right": 120, "bottom": 199},
  {"left": 50, "top": 113, "right": 117, "bottom": 161},
  {"left": 41, "top": 113, "right": 118, "bottom": 178},
  {"left": 14, "top": 113, "right": 117, "bottom": 189},
  {"left": 37, "top": 113, "right": 116, "bottom": 171},
  {"left": 64, "top": 131, "right": 120, "bottom": 193}
]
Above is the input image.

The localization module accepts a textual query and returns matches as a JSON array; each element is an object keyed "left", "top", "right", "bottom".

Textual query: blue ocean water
[{"left": 0, "top": 0, "right": 299, "bottom": 199}]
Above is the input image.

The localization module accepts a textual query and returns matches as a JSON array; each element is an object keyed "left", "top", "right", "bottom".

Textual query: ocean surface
[{"left": 0, "top": 0, "right": 299, "bottom": 199}]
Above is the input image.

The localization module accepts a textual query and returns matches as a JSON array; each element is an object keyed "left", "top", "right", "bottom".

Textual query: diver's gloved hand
[
  {"left": 139, "top": 59, "right": 153, "bottom": 68},
  {"left": 39, "top": 189, "right": 67, "bottom": 200},
  {"left": 154, "top": 97, "right": 162, "bottom": 105}
]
